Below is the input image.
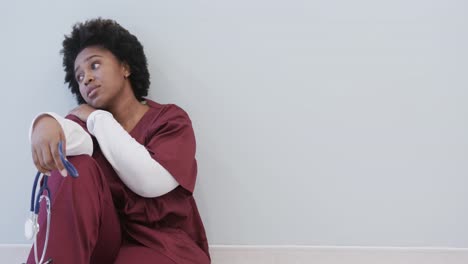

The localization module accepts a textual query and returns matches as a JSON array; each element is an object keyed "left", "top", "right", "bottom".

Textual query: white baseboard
[
  {"left": 211, "top": 245, "right": 468, "bottom": 264},
  {"left": 2, "top": 244, "right": 468, "bottom": 264}
]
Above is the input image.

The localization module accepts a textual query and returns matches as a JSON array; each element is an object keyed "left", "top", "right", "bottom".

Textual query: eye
[
  {"left": 91, "top": 62, "right": 101, "bottom": 70},
  {"left": 76, "top": 73, "right": 84, "bottom": 83}
]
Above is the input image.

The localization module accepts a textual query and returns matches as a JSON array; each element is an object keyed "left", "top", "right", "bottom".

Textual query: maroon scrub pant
[{"left": 26, "top": 155, "right": 175, "bottom": 264}]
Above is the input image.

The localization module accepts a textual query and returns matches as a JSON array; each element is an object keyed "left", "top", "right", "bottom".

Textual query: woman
[{"left": 27, "top": 18, "right": 210, "bottom": 264}]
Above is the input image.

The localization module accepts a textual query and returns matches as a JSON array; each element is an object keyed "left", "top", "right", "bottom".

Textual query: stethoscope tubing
[{"left": 28, "top": 141, "right": 79, "bottom": 264}]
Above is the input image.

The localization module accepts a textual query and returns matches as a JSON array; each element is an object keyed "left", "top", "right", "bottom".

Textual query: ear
[{"left": 121, "top": 62, "right": 131, "bottom": 78}]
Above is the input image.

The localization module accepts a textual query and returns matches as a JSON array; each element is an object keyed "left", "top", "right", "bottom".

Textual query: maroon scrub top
[{"left": 68, "top": 99, "right": 210, "bottom": 263}]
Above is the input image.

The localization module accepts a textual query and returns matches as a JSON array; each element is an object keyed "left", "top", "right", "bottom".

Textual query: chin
[{"left": 85, "top": 100, "right": 104, "bottom": 110}]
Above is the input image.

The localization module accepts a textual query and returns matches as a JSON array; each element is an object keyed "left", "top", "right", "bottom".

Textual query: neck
[{"left": 107, "top": 88, "right": 149, "bottom": 132}]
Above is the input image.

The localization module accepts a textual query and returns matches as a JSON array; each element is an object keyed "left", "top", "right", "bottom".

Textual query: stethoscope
[{"left": 24, "top": 141, "right": 79, "bottom": 264}]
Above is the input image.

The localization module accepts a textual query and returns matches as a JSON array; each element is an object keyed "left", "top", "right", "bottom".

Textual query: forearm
[{"left": 87, "top": 110, "right": 179, "bottom": 198}]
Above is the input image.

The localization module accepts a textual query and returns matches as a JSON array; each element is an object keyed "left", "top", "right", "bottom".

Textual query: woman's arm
[
  {"left": 29, "top": 112, "right": 93, "bottom": 156},
  {"left": 29, "top": 112, "right": 93, "bottom": 177},
  {"left": 86, "top": 110, "right": 179, "bottom": 198}
]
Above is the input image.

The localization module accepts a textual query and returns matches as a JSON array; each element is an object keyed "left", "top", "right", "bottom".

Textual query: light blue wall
[{"left": 1, "top": 0, "right": 467, "bottom": 246}]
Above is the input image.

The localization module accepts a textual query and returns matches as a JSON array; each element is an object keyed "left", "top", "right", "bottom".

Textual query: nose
[{"left": 84, "top": 71, "right": 95, "bottom": 86}]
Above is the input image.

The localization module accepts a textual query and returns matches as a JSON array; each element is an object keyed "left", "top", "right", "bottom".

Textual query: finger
[
  {"left": 34, "top": 147, "right": 50, "bottom": 176},
  {"left": 51, "top": 142, "right": 67, "bottom": 177},
  {"left": 33, "top": 147, "right": 48, "bottom": 174},
  {"left": 31, "top": 147, "right": 44, "bottom": 172},
  {"left": 41, "top": 146, "right": 56, "bottom": 173}
]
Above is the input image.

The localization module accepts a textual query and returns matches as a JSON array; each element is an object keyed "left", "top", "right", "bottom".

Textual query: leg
[
  {"left": 26, "top": 155, "right": 121, "bottom": 264},
  {"left": 114, "top": 240, "right": 176, "bottom": 264}
]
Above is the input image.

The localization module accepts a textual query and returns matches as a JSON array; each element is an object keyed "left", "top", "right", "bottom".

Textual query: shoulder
[{"left": 145, "top": 99, "right": 192, "bottom": 125}]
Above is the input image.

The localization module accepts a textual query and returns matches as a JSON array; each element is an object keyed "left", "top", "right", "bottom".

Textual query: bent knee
[
  {"left": 67, "top": 154, "right": 98, "bottom": 170},
  {"left": 66, "top": 155, "right": 104, "bottom": 181}
]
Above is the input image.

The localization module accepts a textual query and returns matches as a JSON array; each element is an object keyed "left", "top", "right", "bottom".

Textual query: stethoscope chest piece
[{"left": 24, "top": 216, "right": 38, "bottom": 240}]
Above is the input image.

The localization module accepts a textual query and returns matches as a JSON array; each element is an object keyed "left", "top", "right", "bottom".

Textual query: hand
[
  {"left": 69, "top": 104, "right": 97, "bottom": 122},
  {"left": 30, "top": 115, "right": 68, "bottom": 177}
]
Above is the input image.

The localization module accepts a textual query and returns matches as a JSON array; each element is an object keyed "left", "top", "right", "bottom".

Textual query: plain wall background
[{"left": 0, "top": 0, "right": 467, "bottom": 247}]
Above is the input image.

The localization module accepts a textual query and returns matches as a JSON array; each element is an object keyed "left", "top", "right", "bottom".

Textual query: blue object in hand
[{"left": 58, "top": 141, "right": 79, "bottom": 178}]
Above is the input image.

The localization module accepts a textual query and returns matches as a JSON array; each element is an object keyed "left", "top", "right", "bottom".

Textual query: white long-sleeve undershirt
[{"left": 29, "top": 111, "right": 179, "bottom": 198}]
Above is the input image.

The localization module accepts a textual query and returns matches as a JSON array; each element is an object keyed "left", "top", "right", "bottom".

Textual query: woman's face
[{"left": 74, "top": 46, "right": 130, "bottom": 109}]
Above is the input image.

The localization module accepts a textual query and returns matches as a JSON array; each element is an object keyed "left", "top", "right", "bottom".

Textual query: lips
[{"left": 87, "top": 85, "right": 100, "bottom": 98}]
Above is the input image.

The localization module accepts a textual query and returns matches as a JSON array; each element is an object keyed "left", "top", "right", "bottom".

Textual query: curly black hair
[{"left": 61, "top": 18, "right": 150, "bottom": 104}]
